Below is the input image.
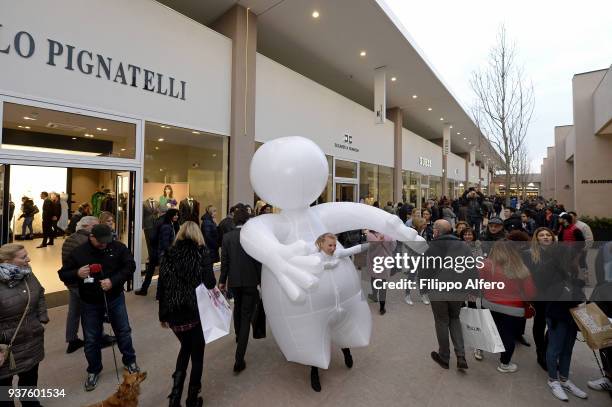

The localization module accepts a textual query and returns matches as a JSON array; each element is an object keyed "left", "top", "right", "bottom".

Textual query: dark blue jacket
[{"left": 201, "top": 213, "right": 220, "bottom": 263}]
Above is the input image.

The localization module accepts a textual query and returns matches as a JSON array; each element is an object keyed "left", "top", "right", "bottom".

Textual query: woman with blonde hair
[
  {"left": 478, "top": 240, "right": 536, "bottom": 373},
  {"left": 0, "top": 243, "right": 49, "bottom": 406},
  {"left": 157, "top": 221, "right": 216, "bottom": 407}
]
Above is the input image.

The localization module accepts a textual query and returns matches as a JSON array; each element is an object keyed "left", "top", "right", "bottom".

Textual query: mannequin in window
[
  {"left": 159, "top": 185, "right": 177, "bottom": 213},
  {"left": 136, "top": 198, "right": 161, "bottom": 296},
  {"left": 179, "top": 196, "right": 200, "bottom": 225}
]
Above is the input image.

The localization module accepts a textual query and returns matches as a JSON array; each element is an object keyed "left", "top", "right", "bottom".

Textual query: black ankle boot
[
  {"left": 379, "top": 301, "right": 386, "bottom": 315},
  {"left": 341, "top": 348, "right": 353, "bottom": 368},
  {"left": 310, "top": 366, "right": 321, "bottom": 392},
  {"left": 168, "top": 371, "right": 186, "bottom": 407},
  {"left": 186, "top": 384, "right": 203, "bottom": 407}
]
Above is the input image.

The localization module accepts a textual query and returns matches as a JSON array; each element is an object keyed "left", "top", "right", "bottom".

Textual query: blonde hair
[
  {"left": 99, "top": 211, "right": 115, "bottom": 225},
  {"left": 412, "top": 217, "right": 426, "bottom": 231},
  {"left": 489, "top": 240, "right": 530, "bottom": 279},
  {"left": 530, "top": 227, "right": 556, "bottom": 264},
  {"left": 0, "top": 244, "right": 25, "bottom": 263},
  {"left": 175, "top": 221, "right": 205, "bottom": 247},
  {"left": 315, "top": 233, "right": 336, "bottom": 251}
]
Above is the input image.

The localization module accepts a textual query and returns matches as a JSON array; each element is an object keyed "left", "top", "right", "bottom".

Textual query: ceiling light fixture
[
  {"left": 23, "top": 116, "right": 36, "bottom": 121},
  {"left": 412, "top": 94, "right": 417, "bottom": 99},
  {"left": 449, "top": 125, "right": 453, "bottom": 129},
  {"left": 192, "top": 131, "right": 200, "bottom": 134},
  {"left": 359, "top": 50, "right": 366, "bottom": 57},
  {"left": 120, "top": 148, "right": 126, "bottom": 151},
  {"left": 391, "top": 77, "right": 397, "bottom": 82},
  {"left": 155, "top": 146, "right": 159, "bottom": 150},
  {"left": 72, "top": 137, "right": 77, "bottom": 140},
  {"left": 312, "top": 10, "right": 319, "bottom": 18},
  {"left": 158, "top": 138, "right": 164, "bottom": 142},
  {"left": 463, "top": 137, "right": 467, "bottom": 140},
  {"left": 427, "top": 107, "right": 432, "bottom": 111},
  {"left": 439, "top": 117, "right": 444, "bottom": 121},
  {"left": 160, "top": 125, "right": 171, "bottom": 129},
  {"left": 457, "top": 132, "right": 461, "bottom": 135}
]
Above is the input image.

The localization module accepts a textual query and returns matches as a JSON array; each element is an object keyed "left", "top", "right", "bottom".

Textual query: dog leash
[{"left": 103, "top": 291, "right": 121, "bottom": 384}]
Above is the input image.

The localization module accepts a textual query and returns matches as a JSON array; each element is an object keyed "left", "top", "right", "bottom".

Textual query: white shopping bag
[
  {"left": 459, "top": 307, "right": 505, "bottom": 353},
  {"left": 196, "top": 285, "right": 232, "bottom": 343}
]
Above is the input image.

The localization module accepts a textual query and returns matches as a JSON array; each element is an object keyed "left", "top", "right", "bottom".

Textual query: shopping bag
[
  {"left": 570, "top": 303, "right": 612, "bottom": 350},
  {"left": 459, "top": 307, "right": 505, "bottom": 353},
  {"left": 251, "top": 297, "right": 266, "bottom": 339},
  {"left": 196, "top": 285, "right": 232, "bottom": 343}
]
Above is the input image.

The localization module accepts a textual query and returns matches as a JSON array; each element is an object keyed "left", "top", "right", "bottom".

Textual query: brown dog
[{"left": 86, "top": 371, "right": 147, "bottom": 407}]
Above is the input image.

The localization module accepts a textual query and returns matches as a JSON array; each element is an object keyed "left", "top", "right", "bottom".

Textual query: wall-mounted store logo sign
[
  {"left": 0, "top": 24, "right": 187, "bottom": 101},
  {"left": 419, "top": 157, "right": 432, "bottom": 168},
  {"left": 581, "top": 179, "right": 612, "bottom": 184},
  {"left": 334, "top": 134, "right": 359, "bottom": 153},
  {"left": 443, "top": 139, "right": 450, "bottom": 155}
]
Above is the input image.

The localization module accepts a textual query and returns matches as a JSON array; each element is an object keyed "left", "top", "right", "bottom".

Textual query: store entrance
[
  {"left": 0, "top": 164, "right": 135, "bottom": 306},
  {"left": 335, "top": 183, "right": 357, "bottom": 202}
]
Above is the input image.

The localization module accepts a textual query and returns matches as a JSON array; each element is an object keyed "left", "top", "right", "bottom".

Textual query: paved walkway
[{"left": 17, "top": 278, "right": 611, "bottom": 406}]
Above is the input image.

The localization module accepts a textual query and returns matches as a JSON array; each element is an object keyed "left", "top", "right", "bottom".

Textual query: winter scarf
[{"left": 0, "top": 263, "right": 32, "bottom": 288}]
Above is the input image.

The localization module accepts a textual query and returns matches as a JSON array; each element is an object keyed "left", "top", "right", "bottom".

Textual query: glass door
[
  {"left": 335, "top": 183, "right": 357, "bottom": 202},
  {"left": 0, "top": 164, "right": 7, "bottom": 245}
]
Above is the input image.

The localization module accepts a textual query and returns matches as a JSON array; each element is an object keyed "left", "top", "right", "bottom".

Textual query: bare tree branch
[{"left": 470, "top": 25, "right": 535, "bottom": 204}]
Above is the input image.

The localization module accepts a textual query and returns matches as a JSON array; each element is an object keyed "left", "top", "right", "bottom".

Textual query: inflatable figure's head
[{"left": 250, "top": 137, "right": 328, "bottom": 210}]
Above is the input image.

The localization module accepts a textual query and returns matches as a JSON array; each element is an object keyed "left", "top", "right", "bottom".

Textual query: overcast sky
[{"left": 386, "top": 0, "right": 612, "bottom": 173}]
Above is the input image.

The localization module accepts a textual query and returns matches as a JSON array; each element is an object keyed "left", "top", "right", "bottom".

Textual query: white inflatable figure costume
[{"left": 240, "top": 136, "right": 424, "bottom": 369}]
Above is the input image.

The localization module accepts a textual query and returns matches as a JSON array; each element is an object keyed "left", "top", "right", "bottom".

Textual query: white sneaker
[
  {"left": 561, "top": 380, "right": 588, "bottom": 399},
  {"left": 548, "top": 380, "right": 569, "bottom": 401},
  {"left": 587, "top": 376, "right": 612, "bottom": 391},
  {"left": 421, "top": 294, "right": 430, "bottom": 305},
  {"left": 474, "top": 349, "right": 483, "bottom": 361},
  {"left": 497, "top": 362, "right": 518, "bottom": 373},
  {"left": 404, "top": 295, "right": 414, "bottom": 305}
]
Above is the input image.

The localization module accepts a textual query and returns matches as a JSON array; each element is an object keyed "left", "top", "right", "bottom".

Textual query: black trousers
[
  {"left": 491, "top": 311, "right": 524, "bottom": 365},
  {"left": 0, "top": 363, "right": 40, "bottom": 407},
  {"left": 232, "top": 286, "right": 259, "bottom": 363},
  {"left": 41, "top": 220, "right": 54, "bottom": 245},
  {"left": 533, "top": 302, "right": 548, "bottom": 354},
  {"left": 173, "top": 326, "right": 205, "bottom": 389}
]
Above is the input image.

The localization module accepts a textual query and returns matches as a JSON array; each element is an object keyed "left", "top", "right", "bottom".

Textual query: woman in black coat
[
  {"left": 157, "top": 221, "right": 216, "bottom": 407},
  {"left": 157, "top": 209, "right": 180, "bottom": 259},
  {"left": 0, "top": 243, "right": 49, "bottom": 407}
]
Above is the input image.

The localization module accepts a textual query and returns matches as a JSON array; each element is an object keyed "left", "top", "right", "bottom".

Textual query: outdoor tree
[
  {"left": 511, "top": 143, "right": 532, "bottom": 199},
  {"left": 470, "top": 25, "right": 534, "bottom": 204}
]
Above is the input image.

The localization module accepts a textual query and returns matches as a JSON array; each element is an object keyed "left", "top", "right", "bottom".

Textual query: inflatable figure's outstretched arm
[
  {"left": 335, "top": 243, "right": 370, "bottom": 258},
  {"left": 240, "top": 214, "right": 321, "bottom": 302},
  {"left": 312, "top": 202, "right": 425, "bottom": 250}
]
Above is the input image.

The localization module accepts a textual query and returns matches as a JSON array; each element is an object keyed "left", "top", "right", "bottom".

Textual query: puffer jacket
[
  {"left": 61, "top": 229, "right": 90, "bottom": 264},
  {"left": 157, "top": 239, "right": 216, "bottom": 326},
  {"left": 0, "top": 273, "right": 49, "bottom": 379}
]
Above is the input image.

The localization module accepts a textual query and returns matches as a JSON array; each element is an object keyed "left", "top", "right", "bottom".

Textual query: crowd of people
[
  {"left": 371, "top": 187, "right": 610, "bottom": 401},
  {"left": 0, "top": 189, "right": 610, "bottom": 406}
]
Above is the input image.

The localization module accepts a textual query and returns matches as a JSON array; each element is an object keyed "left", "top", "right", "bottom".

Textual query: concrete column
[
  {"left": 387, "top": 107, "right": 403, "bottom": 203},
  {"left": 212, "top": 5, "right": 257, "bottom": 207},
  {"left": 442, "top": 125, "right": 451, "bottom": 197}
]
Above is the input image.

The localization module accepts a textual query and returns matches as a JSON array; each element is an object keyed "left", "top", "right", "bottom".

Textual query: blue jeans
[
  {"left": 546, "top": 318, "right": 577, "bottom": 380},
  {"left": 81, "top": 293, "right": 136, "bottom": 374},
  {"left": 21, "top": 216, "right": 33, "bottom": 237}
]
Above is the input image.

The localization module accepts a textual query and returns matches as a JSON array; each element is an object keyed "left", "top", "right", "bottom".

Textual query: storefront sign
[
  {"left": 334, "top": 134, "right": 359, "bottom": 153},
  {"left": 581, "top": 179, "right": 612, "bottom": 184},
  {"left": 0, "top": 24, "right": 187, "bottom": 101},
  {"left": 419, "top": 157, "right": 432, "bottom": 168}
]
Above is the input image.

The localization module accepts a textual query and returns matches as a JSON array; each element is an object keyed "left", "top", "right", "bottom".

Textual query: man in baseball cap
[{"left": 59, "top": 222, "right": 141, "bottom": 391}]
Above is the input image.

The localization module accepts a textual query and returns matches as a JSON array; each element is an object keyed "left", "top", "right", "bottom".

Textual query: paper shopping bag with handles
[
  {"left": 196, "top": 285, "right": 232, "bottom": 343},
  {"left": 571, "top": 303, "right": 612, "bottom": 350},
  {"left": 460, "top": 307, "right": 505, "bottom": 353}
]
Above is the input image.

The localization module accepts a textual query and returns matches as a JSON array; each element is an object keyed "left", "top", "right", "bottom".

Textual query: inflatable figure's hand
[
  {"left": 268, "top": 248, "right": 322, "bottom": 302},
  {"left": 385, "top": 216, "right": 426, "bottom": 243}
]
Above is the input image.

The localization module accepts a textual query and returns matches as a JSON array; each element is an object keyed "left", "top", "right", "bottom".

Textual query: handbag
[
  {"left": 0, "top": 279, "right": 30, "bottom": 370},
  {"left": 195, "top": 285, "right": 232, "bottom": 343},
  {"left": 251, "top": 296, "right": 266, "bottom": 339}
]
